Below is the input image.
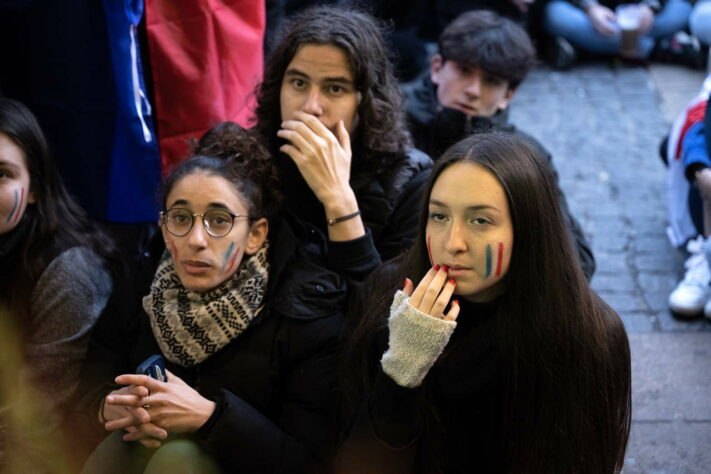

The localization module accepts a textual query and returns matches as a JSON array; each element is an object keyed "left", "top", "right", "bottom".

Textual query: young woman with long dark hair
[
  {"left": 0, "top": 98, "right": 115, "bottom": 420},
  {"left": 337, "top": 131, "right": 631, "bottom": 473}
]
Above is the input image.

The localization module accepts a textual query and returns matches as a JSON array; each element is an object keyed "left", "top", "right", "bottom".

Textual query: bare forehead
[
  {"left": 286, "top": 44, "right": 354, "bottom": 80},
  {"left": 167, "top": 173, "right": 247, "bottom": 210},
  {"left": 430, "top": 161, "right": 507, "bottom": 208}
]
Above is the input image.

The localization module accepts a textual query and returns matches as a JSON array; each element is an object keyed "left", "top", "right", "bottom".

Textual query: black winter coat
[
  {"left": 402, "top": 75, "right": 596, "bottom": 279},
  {"left": 336, "top": 298, "right": 504, "bottom": 474},
  {"left": 74, "top": 214, "right": 345, "bottom": 473},
  {"left": 274, "top": 146, "right": 432, "bottom": 279}
]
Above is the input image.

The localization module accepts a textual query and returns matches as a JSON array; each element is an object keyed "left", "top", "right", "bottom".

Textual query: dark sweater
[{"left": 338, "top": 298, "right": 504, "bottom": 474}]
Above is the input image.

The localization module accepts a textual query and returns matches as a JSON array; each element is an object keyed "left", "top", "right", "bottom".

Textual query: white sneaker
[
  {"left": 703, "top": 298, "right": 711, "bottom": 321},
  {"left": 669, "top": 236, "right": 711, "bottom": 317}
]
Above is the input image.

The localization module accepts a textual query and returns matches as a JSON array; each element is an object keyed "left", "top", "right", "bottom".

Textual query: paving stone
[
  {"left": 657, "top": 311, "right": 711, "bottom": 332},
  {"left": 598, "top": 291, "right": 646, "bottom": 313},
  {"left": 630, "top": 333, "right": 711, "bottom": 420},
  {"left": 619, "top": 312, "right": 655, "bottom": 333},
  {"left": 592, "top": 272, "right": 637, "bottom": 292},
  {"left": 624, "top": 421, "right": 711, "bottom": 474}
]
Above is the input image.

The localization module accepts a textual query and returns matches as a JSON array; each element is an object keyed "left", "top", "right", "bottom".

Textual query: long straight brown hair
[{"left": 341, "top": 131, "right": 631, "bottom": 473}]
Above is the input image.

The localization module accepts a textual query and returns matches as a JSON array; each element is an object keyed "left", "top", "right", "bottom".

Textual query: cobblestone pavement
[{"left": 510, "top": 63, "right": 711, "bottom": 473}]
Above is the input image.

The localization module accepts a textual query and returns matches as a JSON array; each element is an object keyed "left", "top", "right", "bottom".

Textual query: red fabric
[
  {"left": 145, "top": 0, "right": 265, "bottom": 172},
  {"left": 675, "top": 99, "right": 708, "bottom": 159}
]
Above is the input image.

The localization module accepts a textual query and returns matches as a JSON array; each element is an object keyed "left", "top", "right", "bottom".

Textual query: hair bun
[{"left": 193, "top": 122, "right": 281, "bottom": 217}]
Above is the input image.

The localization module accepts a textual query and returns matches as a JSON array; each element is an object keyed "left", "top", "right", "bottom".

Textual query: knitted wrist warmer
[{"left": 381, "top": 290, "right": 457, "bottom": 388}]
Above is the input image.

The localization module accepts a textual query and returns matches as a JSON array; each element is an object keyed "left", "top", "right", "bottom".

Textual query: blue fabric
[
  {"left": 683, "top": 122, "right": 711, "bottom": 170},
  {"left": 546, "top": 0, "right": 693, "bottom": 57},
  {"left": 102, "top": 0, "right": 161, "bottom": 223}
]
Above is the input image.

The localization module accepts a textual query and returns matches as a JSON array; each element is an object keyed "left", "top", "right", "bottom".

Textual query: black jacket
[
  {"left": 274, "top": 146, "right": 432, "bottom": 281},
  {"left": 402, "top": 76, "right": 596, "bottom": 279},
  {"left": 74, "top": 214, "right": 345, "bottom": 473}
]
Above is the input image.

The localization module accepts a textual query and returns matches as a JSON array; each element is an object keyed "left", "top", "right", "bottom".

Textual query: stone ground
[{"left": 509, "top": 62, "right": 711, "bottom": 474}]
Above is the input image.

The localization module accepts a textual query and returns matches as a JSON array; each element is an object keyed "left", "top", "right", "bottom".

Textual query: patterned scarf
[{"left": 143, "top": 242, "right": 269, "bottom": 367}]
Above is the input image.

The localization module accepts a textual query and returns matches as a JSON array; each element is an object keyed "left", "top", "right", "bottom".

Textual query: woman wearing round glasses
[{"left": 78, "top": 125, "right": 345, "bottom": 473}]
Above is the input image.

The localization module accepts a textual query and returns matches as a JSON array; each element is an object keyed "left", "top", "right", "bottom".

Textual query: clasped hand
[{"left": 102, "top": 370, "right": 216, "bottom": 448}]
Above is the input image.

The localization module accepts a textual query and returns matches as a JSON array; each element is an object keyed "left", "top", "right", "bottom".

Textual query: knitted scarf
[{"left": 143, "top": 242, "right": 269, "bottom": 367}]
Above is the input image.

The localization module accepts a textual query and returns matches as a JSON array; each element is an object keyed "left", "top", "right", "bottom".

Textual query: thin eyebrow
[
  {"left": 429, "top": 199, "right": 501, "bottom": 213},
  {"left": 167, "top": 200, "right": 232, "bottom": 212},
  {"left": 0, "top": 160, "right": 20, "bottom": 170},
  {"left": 284, "top": 68, "right": 354, "bottom": 86}
]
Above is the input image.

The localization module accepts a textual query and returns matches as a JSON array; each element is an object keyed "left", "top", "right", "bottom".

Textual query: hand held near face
[
  {"left": 278, "top": 112, "right": 365, "bottom": 241},
  {"left": 381, "top": 268, "right": 460, "bottom": 388}
]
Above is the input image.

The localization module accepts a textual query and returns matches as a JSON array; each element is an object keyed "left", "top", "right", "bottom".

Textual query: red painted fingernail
[
  {"left": 434, "top": 264, "right": 441, "bottom": 271},
  {"left": 448, "top": 278, "right": 455, "bottom": 285},
  {"left": 443, "top": 265, "right": 450, "bottom": 273},
  {"left": 452, "top": 300, "right": 459, "bottom": 306},
  {"left": 404, "top": 278, "right": 409, "bottom": 288}
]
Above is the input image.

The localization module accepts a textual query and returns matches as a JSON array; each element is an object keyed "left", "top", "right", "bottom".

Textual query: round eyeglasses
[{"left": 160, "top": 208, "right": 250, "bottom": 238}]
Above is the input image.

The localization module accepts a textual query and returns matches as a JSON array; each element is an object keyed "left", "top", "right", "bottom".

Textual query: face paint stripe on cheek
[
  {"left": 427, "top": 235, "right": 433, "bottom": 265},
  {"left": 495, "top": 242, "right": 504, "bottom": 277},
  {"left": 226, "top": 246, "right": 241, "bottom": 274},
  {"left": 6, "top": 188, "right": 19, "bottom": 223},
  {"left": 12, "top": 188, "right": 24, "bottom": 225},
  {"left": 170, "top": 240, "right": 179, "bottom": 262},
  {"left": 221, "top": 242, "right": 236, "bottom": 271},
  {"left": 485, "top": 244, "right": 492, "bottom": 278}
]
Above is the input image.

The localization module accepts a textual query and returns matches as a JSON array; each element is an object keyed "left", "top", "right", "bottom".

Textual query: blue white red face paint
[
  {"left": 427, "top": 235, "right": 433, "bottom": 265},
  {"left": 221, "top": 242, "right": 240, "bottom": 273},
  {"left": 6, "top": 188, "right": 23, "bottom": 224},
  {"left": 484, "top": 242, "right": 504, "bottom": 278}
]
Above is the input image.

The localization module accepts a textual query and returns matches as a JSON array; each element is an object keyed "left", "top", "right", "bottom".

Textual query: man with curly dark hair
[{"left": 254, "top": 5, "right": 432, "bottom": 279}]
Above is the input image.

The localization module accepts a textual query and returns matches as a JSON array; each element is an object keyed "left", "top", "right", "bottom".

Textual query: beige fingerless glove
[{"left": 380, "top": 290, "right": 457, "bottom": 388}]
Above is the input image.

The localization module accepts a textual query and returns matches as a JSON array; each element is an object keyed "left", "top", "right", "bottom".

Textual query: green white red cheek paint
[
  {"left": 222, "top": 242, "right": 240, "bottom": 273},
  {"left": 6, "top": 188, "right": 23, "bottom": 224}
]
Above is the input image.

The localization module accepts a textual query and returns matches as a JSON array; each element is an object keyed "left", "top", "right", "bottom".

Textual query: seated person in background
[
  {"left": 76, "top": 127, "right": 345, "bottom": 473},
  {"left": 665, "top": 83, "right": 711, "bottom": 319},
  {"left": 403, "top": 10, "right": 596, "bottom": 279},
  {"left": 335, "top": 131, "right": 631, "bottom": 474},
  {"left": 255, "top": 6, "right": 432, "bottom": 280},
  {"left": 545, "top": 0, "right": 696, "bottom": 69},
  {"left": 0, "top": 98, "right": 115, "bottom": 454}
]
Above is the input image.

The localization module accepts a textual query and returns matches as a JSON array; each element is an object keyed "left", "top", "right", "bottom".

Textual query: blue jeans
[{"left": 546, "top": 0, "right": 693, "bottom": 57}]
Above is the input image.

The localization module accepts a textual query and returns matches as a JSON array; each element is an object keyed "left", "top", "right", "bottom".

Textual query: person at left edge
[
  {"left": 0, "top": 98, "right": 116, "bottom": 436},
  {"left": 75, "top": 126, "right": 345, "bottom": 473}
]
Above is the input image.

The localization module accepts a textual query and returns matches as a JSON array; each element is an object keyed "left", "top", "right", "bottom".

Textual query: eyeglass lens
[{"left": 164, "top": 209, "right": 234, "bottom": 237}]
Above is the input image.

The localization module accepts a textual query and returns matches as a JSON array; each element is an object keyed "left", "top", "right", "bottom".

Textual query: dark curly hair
[
  {"left": 438, "top": 10, "right": 536, "bottom": 89},
  {"left": 254, "top": 5, "right": 411, "bottom": 168},
  {"left": 162, "top": 122, "right": 281, "bottom": 221}
]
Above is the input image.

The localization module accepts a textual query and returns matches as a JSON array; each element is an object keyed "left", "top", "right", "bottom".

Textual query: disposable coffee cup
[{"left": 616, "top": 4, "right": 641, "bottom": 58}]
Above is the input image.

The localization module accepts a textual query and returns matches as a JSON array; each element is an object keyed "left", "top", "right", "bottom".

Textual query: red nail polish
[
  {"left": 404, "top": 278, "right": 409, "bottom": 288},
  {"left": 443, "top": 265, "right": 450, "bottom": 273},
  {"left": 452, "top": 299, "right": 459, "bottom": 306},
  {"left": 434, "top": 264, "right": 441, "bottom": 271},
  {"left": 448, "top": 278, "right": 455, "bottom": 285}
]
